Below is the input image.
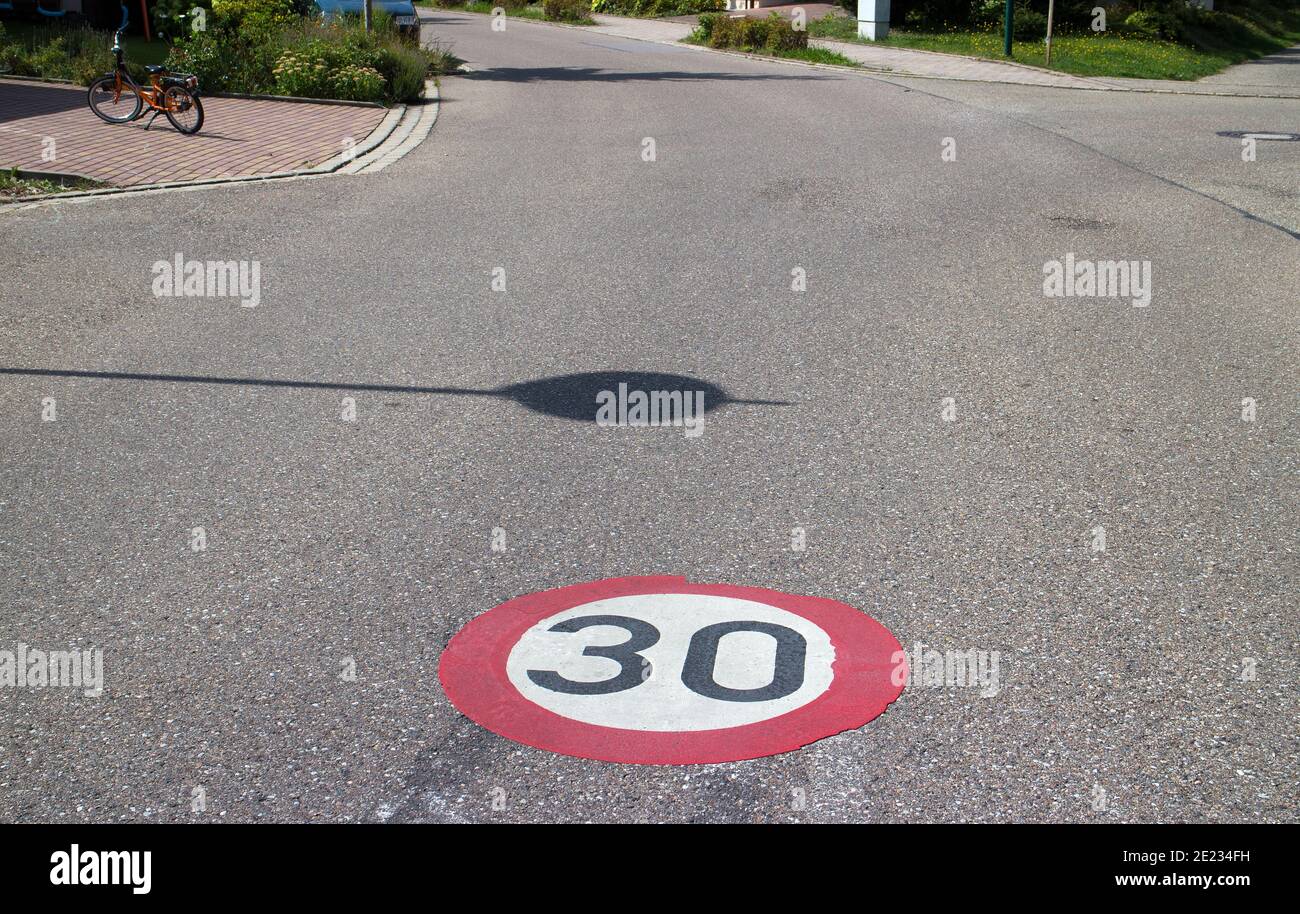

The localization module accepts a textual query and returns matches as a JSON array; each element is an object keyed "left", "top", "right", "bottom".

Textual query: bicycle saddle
[{"left": 144, "top": 64, "right": 166, "bottom": 74}]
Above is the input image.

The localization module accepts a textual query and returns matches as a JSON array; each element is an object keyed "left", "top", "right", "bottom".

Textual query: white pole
[
  {"left": 1045, "top": 0, "right": 1056, "bottom": 66},
  {"left": 857, "top": 0, "right": 891, "bottom": 41}
]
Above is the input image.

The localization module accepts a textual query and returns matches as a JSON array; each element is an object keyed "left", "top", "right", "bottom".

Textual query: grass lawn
[
  {"left": 682, "top": 35, "right": 860, "bottom": 68},
  {"left": 806, "top": 12, "right": 1300, "bottom": 80},
  {"left": 119, "top": 34, "right": 170, "bottom": 67},
  {"left": 769, "top": 44, "right": 861, "bottom": 67},
  {"left": 0, "top": 168, "right": 102, "bottom": 202}
]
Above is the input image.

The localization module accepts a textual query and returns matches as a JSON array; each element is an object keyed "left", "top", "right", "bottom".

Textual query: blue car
[{"left": 312, "top": 0, "right": 421, "bottom": 38}]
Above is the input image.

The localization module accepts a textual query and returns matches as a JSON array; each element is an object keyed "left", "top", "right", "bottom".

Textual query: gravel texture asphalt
[{"left": 0, "top": 12, "right": 1296, "bottom": 823}]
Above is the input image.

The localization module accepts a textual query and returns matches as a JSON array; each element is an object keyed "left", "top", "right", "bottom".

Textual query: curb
[
  {"left": 208, "top": 91, "right": 386, "bottom": 107},
  {"left": 0, "top": 80, "right": 441, "bottom": 210},
  {"left": 4, "top": 167, "right": 102, "bottom": 185},
  {"left": 341, "top": 76, "right": 442, "bottom": 174},
  {"left": 0, "top": 74, "right": 80, "bottom": 86}
]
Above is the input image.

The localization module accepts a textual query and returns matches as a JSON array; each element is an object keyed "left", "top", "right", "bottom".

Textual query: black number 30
[{"left": 527, "top": 616, "right": 807, "bottom": 703}]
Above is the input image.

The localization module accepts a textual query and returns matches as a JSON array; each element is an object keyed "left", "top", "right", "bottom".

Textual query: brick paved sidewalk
[{"left": 0, "top": 79, "right": 389, "bottom": 187}]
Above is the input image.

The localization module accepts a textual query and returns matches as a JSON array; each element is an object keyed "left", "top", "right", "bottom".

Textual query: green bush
[
  {"left": 0, "top": 42, "right": 20, "bottom": 76},
  {"left": 696, "top": 12, "right": 807, "bottom": 52},
  {"left": 313, "top": 20, "right": 443, "bottom": 99},
  {"left": 693, "top": 11, "right": 720, "bottom": 40},
  {"left": 969, "top": 0, "right": 999, "bottom": 27},
  {"left": 372, "top": 43, "right": 429, "bottom": 101},
  {"left": 166, "top": 26, "right": 281, "bottom": 92},
  {"left": 592, "top": 0, "right": 723, "bottom": 15},
  {"left": 1123, "top": 10, "right": 1162, "bottom": 38},
  {"left": 1012, "top": 6, "right": 1047, "bottom": 40},
  {"left": 1120, "top": 6, "right": 1207, "bottom": 42},
  {"left": 271, "top": 47, "right": 334, "bottom": 96},
  {"left": 886, "top": 0, "right": 1136, "bottom": 33},
  {"left": 25, "top": 36, "right": 74, "bottom": 79},
  {"left": 331, "top": 62, "right": 387, "bottom": 101},
  {"left": 0, "top": 4, "right": 446, "bottom": 102},
  {"left": 273, "top": 37, "right": 373, "bottom": 98},
  {"left": 543, "top": 0, "right": 588, "bottom": 21},
  {"left": 165, "top": 15, "right": 441, "bottom": 103},
  {"left": 153, "top": 0, "right": 213, "bottom": 43},
  {"left": 0, "top": 25, "right": 116, "bottom": 84},
  {"left": 212, "top": 0, "right": 299, "bottom": 32},
  {"left": 164, "top": 31, "right": 235, "bottom": 90}
]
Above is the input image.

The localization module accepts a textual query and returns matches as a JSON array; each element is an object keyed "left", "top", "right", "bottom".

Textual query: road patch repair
[
  {"left": 0, "top": 77, "right": 436, "bottom": 199},
  {"left": 439, "top": 576, "right": 905, "bottom": 764}
]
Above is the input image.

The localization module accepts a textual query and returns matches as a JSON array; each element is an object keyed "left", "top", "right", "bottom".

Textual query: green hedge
[
  {"left": 693, "top": 12, "right": 808, "bottom": 52},
  {"left": 591, "top": 0, "right": 725, "bottom": 17},
  {"left": 543, "top": 0, "right": 590, "bottom": 20},
  {"left": 890, "top": 0, "right": 1300, "bottom": 48},
  {"left": 0, "top": 22, "right": 118, "bottom": 84},
  {"left": 0, "top": 2, "right": 456, "bottom": 102},
  {"left": 164, "top": 3, "right": 454, "bottom": 103}
]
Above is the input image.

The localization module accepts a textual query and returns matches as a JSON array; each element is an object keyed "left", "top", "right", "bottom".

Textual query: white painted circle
[{"left": 505, "top": 593, "right": 835, "bottom": 732}]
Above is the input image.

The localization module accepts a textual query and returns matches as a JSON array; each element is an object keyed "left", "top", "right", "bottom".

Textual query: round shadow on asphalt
[{"left": 498, "top": 372, "right": 728, "bottom": 422}]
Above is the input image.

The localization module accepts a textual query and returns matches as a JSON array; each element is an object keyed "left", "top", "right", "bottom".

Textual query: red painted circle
[{"left": 438, "top": 576, "right": 906, "bottom": 765}]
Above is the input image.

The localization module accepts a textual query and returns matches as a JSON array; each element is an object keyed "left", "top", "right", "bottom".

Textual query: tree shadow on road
[
  {"left": 0, "top": 81, "right": 86, "bottom": 126},
  {"left": 0, "top": 368, "right": 791, "bottom": 421},
  {"left": 461, "top": 66, "right": 838, "bottom": 83},
  {"left": 1229, "top": 47, "right": 1299, "bottom": 65}
]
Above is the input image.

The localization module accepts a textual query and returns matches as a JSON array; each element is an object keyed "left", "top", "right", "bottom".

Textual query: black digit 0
[
  {"left": 681, "top": 621, "right": 807, "bottom": 702},
  {"left": 527, "top": 615, "right": 661, "bottom": 695}
]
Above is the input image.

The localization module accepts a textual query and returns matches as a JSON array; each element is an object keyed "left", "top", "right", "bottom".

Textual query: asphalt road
[{"left": 0, "top": 13, "right": 1296, "bottom": 823}]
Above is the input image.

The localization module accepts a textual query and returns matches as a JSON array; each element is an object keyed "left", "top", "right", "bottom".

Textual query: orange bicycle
[{"left": 87, "top": 24, "right": 203, "bottom": 135}]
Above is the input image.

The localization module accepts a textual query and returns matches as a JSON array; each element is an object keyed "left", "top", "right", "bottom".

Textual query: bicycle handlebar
[{"left": 112, "top": 4, "right": 127, "bottom": 53}]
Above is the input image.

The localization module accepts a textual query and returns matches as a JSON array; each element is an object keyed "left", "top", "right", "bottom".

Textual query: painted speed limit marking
[
  {"left": 509, "top": 593, "right": 834, "bottom": 732},
  {"left": 439, "top": 576, "right": 905, "bottom": 764}
]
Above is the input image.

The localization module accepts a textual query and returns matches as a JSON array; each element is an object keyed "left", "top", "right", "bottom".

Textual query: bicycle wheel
[
  {"left": 87, "top": 75, "right": 142, "bottom": 124},
  {"left": 163, "top": 87, "right": 204, "bottom": 135}
]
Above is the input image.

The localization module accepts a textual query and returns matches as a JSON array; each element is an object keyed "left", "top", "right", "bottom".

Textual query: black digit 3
[{"left": 527, "top": 615, "right": 661, "bottom": 695}]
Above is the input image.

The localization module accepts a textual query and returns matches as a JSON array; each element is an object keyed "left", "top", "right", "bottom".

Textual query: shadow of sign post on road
[{"left": 0, "top": 367, "right": 792, "bottom": 424}]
